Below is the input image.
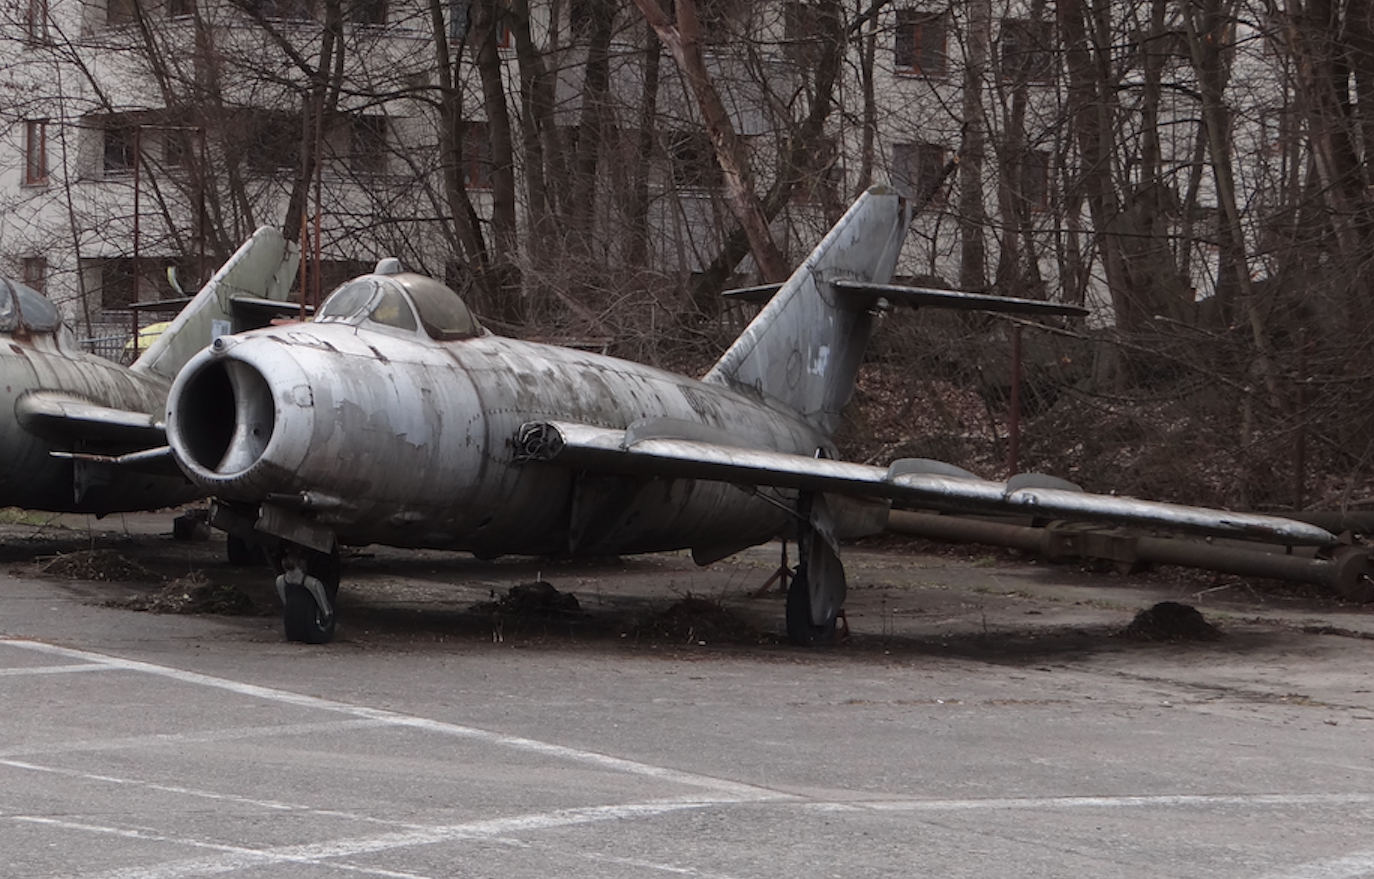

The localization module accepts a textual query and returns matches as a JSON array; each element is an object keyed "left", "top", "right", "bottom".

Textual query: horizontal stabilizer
[
  {"left": 833, "top": 282, "right": 1087, "bottom": 318},
  {"left": 229, "top": 295, "right": 313, "bottom": 331},
  {"left": 515, "top": 419, "right": 1337, "bottom": 547},
  {"left": 723, "top": 281, "right": 1088, "bottom": 319}
]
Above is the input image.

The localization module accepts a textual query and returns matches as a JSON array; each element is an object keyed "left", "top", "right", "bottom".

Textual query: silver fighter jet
[
  {"left": 164, "top": 187, "right": 1337, "bottom": 644},
  {"left": 2, "top": 229, "right": 299, "bottom": 515}
]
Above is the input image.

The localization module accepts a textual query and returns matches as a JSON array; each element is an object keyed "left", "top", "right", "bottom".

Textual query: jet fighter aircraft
[
  {"left": 164, "top": 187, "right": 1338, "bottom": 644},
  {"left": 1, "top": 229, "right": 299, "bottom": 515}
]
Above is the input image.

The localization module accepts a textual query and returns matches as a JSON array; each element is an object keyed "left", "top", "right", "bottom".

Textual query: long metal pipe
[{"left": 885, "top": 509, "right": 1374, "bottom": 601}]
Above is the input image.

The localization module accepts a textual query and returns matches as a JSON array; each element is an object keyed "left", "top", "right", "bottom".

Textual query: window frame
[
  {"left": 895, "top": 10, "right": 948, "bottom": 78},
  {"left": 892, "top": 140, "right": 949, "bottom": 202},
  {"left": 24, "top": 119, "right": 48, "bottom": 186}
]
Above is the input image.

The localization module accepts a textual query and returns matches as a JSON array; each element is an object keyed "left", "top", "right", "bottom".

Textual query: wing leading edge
[{"left": 514, "top": 420, "right": 1337, "bottom": 547}]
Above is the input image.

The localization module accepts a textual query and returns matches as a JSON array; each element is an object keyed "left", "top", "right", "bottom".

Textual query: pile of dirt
[
  {"left": 41, "top": 550, "right": 163, "bottom": 583},
  {"left": 629, "top": 595, "right": 772, "bottom": 645},
  {"left": 470, "top": 581, "right": 583, "bottom": 618},
  {"left": 111, "top": 577, "right": 259, "bottom": 615},
  {"left": 1120, "top": 601, "right": 1222, "bottom": 641}
]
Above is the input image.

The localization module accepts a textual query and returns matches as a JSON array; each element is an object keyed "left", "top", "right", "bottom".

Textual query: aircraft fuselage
[
  {"left": 0, "top": 335, "right": 199, "bottom": 514},
  {"left": 170, "top": 323, "right": 829, "bottom": 559}
]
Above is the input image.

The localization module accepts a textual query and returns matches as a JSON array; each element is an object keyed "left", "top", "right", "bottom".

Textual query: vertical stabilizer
[
  {"left": 702, "top": 186, "right": 910, "bottom": 437},
  {"left": 131, "top": 228, "right": 301, "bottom": 381}
]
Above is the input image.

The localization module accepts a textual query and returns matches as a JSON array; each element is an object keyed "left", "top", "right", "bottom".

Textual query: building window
[
  {"left": 569, "top": 0, "right": 595, "bottom": 37},
  {"left": 1019, "top": 149, "right": 1051, "bottom": 210},
  {"left": 89, "top": 257, "right": 186, "bottom": 309},
  {"left": 22, "top": 257, "right": 48, "bottom": 294},
  {"left": 97, "top": 258, "right": 136, "bottom": 310},
  {"left": 244, "top": 111, "right": 301, "bottom": 172},
  {"left": 24, "top": 0, "right": 49, "bottom": 41},
  {"left": 895, "top": 10, "right": 946, "bottom": 77},
  {"left": 784, "top": 2, "right": 825, "bottom": 64},
  {"left": 349, "top": 0, "right": 385, "bottom": 25},
  {"left": 451, "top": 0, "right": 510, "bottom": 47},
  {"left": 162, "top": 127, "right": 192, "bottom": 169},
  {"left": 666, "top": 130, "right": 720, "bottom": 190},
  {"left": 167, "top": 0, "right": 195, "bottom": 18},
  {"left": 999, "top": 18, "right": 1054, "bottom": 83},
  {"left": 106, "top": 0, "right": 138, "bottom": 25},
  {"left": 103, "top": 122, "right": 138, "bottom": 175},
  {"left": 462, "top": 121, "right": 493, "bottom": 189},
  {"left": 349, "top": 115, "right": 387, "bottom": 175},
  {"left": 24, "top": 120, "right": 48, "bottom": 186},
  {"left": 792, "top": 136, "right": 842, "bottom": 203},
  {"left": 244, "top": 0, "right": 314, "bottom": 20},
  {"left": 892, "top": 141, "right": 948, "bottom": 201},
  {"left": 696, "top": 0, "right": 738, "bottom": 43}
]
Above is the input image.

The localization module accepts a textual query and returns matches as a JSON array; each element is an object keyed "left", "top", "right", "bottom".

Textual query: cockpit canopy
[
  {"left": 316, "top": 270, "right": 481, "bottom": 341},
  {"left": 0, "top": 277, "right": 63, "bottom": 336}
]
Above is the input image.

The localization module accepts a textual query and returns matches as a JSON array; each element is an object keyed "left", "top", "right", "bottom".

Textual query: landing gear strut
[
  {"left": 784, "top": 497, "right": 848, "bottom": 646},
  {"left": 276, "top": 545, "right": 340, "bottom": 644}
]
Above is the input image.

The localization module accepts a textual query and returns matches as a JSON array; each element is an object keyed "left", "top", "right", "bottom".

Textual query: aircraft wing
[
  {"left": 14, "top": 392, "right": 182, "bottom": 476},
  {"left": 15, "top": 392, "right": 164, "bottom": 447},
  {"left": 515, "top": 420, "right": 1337, "bottom": 547}
]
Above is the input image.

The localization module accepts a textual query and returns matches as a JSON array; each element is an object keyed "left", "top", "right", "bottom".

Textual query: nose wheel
[{"left": 276, "top": 545, "right": 341, "bottom": 644}]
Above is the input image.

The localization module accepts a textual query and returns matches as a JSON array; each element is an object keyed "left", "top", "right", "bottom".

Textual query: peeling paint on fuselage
[{"left": 179, "top": 322, "right": 824, "bottom": 557}]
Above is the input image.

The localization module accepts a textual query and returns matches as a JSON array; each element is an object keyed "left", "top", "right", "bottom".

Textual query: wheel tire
[
  {"left": 283, "top": 581, "right": 335, "bottom": 644},
  {"left": 785, "top": 565, "right": 836, "bottom": 647}
]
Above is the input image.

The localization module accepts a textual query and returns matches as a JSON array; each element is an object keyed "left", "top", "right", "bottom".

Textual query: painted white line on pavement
[
  {"left": 850, "top": 792, "right": 1374, "bottom": 812},
  {"left": 0, "top": 717, "right": 391, "bottom": 760},
  {"left": 2, "top": 638, "right": 779, "bottom": 801},
  {"left": 0, "top": 662, "right": 111, "bottom": 676},
  {"left": 1259, "top": 851, "right": 1374, "bottom": 879},
  {"left": 24, "top": 800, "right": 728, "bottom": 879},
  {"left": 0, "top": 756, "right": 433, "bottom": 830},
  {"left": 13, "top": 815, "right": 440, "bottom": 879}
]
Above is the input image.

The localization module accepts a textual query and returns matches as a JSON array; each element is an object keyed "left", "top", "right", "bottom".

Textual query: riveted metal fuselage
[
  {"left": 0, "top": 335, "right": 198, "bottom": 514},
  {"left": 169, "top": 323, "right": 826, "bottom": 558}
]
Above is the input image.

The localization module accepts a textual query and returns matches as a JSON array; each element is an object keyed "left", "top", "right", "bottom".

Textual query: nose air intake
[{"left": 176, "top": 358, "right": 275, "bottom": 476}]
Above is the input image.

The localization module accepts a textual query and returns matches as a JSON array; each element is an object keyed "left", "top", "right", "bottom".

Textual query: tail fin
[
  {"left": 703, "top": 186, "right": 910, "bottom": 437},
  {"left": 131, "top": 228, "right": 301, "bottom": 381}
]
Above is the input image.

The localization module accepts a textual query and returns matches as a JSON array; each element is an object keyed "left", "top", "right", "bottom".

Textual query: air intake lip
[{"left": 172, "top": 356, "right": 275, "bottom": 478}]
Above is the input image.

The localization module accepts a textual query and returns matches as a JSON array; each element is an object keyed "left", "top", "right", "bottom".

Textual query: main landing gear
[
  {"left": 783, "top": 496, "right": 849, "bottom": 647},
  {"left": 275, "top": 545, "right": 340, "bottom": 644}
]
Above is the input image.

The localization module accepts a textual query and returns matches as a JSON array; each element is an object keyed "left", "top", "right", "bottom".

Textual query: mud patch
[
  {"left": 1120, "top": 601, "right": 1222, "bottom": 641},
  {"left": 42, "top": 550, "right": 164, "bottom": 583},
  {"left": 470, "top": 581, "right": 584, "bottom": 618},
  {"left": 630, "top": 595, "right": 774, "bottom": 645}
]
